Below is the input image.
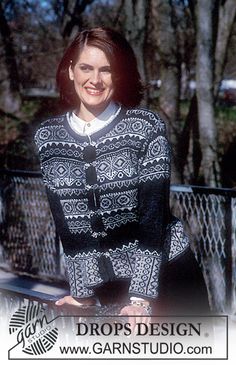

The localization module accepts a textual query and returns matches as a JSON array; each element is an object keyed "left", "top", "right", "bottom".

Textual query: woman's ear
[{"left": 69, "top": 65, "right": 74, "bottom": 81}]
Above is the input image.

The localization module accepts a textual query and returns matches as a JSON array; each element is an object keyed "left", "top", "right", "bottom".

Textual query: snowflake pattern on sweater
[{"left": 34, "top": 107, "right": 189, "bottom": 299}]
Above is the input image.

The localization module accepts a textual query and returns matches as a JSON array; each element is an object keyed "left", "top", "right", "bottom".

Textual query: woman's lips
[{"left": 85, "top": 87, "right": 104, "bottom": 95}]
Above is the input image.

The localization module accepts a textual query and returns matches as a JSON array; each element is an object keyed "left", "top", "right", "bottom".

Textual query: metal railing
[
  {"left": 170, "top": 185, "right": 236, "bottom": 314},
  {"left": 0, "top": 169, "right": 63, "bottom": 281},
  {"left": 0, "top": 170, "right": 235, "bottom": 314}
]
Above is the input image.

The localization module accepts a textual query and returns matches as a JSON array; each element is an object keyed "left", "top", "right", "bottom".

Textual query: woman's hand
[
  {"left": 119, "top": 304, "right": 151, "bottom": 333},
  {"left": 55, "top": 295, "right": 96, "bottom": 307}
]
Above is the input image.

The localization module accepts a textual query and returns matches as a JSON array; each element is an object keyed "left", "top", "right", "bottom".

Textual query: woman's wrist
[
  {"left": 130, "top": 297, "right": 150, "bottom": 304},
  {"left": 72, "top": 296, "right": 97, "bottom": 306},
  {"left": 130, "top": 299, "right": 152, "bottom": 314}
]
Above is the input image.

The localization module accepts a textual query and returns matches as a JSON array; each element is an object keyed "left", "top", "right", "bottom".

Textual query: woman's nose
[{"left": 90, "top": 70, "right": 101, "bottom": 84}]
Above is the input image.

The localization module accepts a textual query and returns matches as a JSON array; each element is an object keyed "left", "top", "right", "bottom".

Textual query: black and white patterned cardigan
[{"left": 34, "top": 106, "right": 189, "bottom": 300}]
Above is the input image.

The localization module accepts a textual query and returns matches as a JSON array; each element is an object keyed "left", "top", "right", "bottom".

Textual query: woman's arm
[
  {"left": 120, "top": 113, "right": 171, "bottom": 328},
  {"left": 128, "top": 114, "right": 171, "bottom": 300}
]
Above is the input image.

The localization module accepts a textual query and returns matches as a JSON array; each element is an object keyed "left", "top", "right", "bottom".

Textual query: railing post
[{"left": 224, "top": 195, "right": 233, "bottom": 313}]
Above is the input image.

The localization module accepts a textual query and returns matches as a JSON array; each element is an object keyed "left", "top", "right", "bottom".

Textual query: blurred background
[
  {"left": 0, "top": 0, "right": 236, "bottom": 316},
  {"left": 0, "top": 0, "right": 236, "bottom": 187}
]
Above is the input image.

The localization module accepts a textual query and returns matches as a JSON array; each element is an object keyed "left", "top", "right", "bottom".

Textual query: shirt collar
[{"left": 69, "top": 101, "right": 120, "bottom": 136}]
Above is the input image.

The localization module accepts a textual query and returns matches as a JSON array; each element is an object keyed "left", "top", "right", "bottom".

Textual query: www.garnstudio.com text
[{"left": 59, "top": 342, "right": 212, "bottom": 356}]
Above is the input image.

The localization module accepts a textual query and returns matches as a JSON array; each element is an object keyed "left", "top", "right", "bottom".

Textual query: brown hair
[{"left": 56, "top": 27, "right": 144, "bottom": 108}]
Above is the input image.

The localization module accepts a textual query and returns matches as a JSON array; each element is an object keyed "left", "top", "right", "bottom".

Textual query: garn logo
[{"left": 9, "top": 302, "right": 58, "bottom": 355}]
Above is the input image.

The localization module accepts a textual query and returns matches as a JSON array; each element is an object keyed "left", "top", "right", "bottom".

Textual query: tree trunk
[
  {"left": 61, "top": 0, "right": 95, "bottom": 38},
  {"left": 151, "top": 0, "right": 182, "bottom": 183},
  {"left": 123, "top": 0, "right": 149, "bottom": 105},
  {"left": 214, "top": 0, "right": 236, "bottom": 97},
  {"left": 179, "top": 94, "right": 202, "bottom": 184},
  {"left": 196, "top": 0, "right": 220, "bottom": 186},
  {"left": 0, "top": 2, "right": 21, "bottom": 114}
]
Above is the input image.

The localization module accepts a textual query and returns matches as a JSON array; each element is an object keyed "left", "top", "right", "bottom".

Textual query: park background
[{"left": 0, "top": 0, "right": 236, "bottom": 323}]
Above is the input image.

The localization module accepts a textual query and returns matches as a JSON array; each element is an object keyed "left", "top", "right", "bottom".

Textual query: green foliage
[
  {"left": 216, "top": 105, "right": 236, "bottom": 158},
  {"left": 215, "top": 105, "right": 236, "bottom": 123}
]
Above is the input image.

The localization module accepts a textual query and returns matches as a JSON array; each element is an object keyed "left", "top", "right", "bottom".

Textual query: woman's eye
[
  {"left": 79, "top": 65, "right": 91, "bottom": 72},
  {"left": 77, "top": 65, "right": 111, "bottom": 74},
  {"left": 101, "top": 67, "right": 111, "bottom": 73}
]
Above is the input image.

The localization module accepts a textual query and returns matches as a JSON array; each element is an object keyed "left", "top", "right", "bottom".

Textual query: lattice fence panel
[{"left": 0, "top": 173, "right": 65, "bottom": 280}]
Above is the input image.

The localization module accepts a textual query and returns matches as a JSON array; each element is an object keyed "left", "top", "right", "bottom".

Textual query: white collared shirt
[{"left": 67, "top": 101, "right": 120, "bottom": 136}]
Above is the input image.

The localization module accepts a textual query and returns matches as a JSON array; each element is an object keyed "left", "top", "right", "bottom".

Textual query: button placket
[{"left": 83, "top": 144, "right": 105, "bottom": 235}]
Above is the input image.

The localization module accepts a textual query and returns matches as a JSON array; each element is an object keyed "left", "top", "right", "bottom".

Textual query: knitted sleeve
[{"left": 128, "top": 115, "right": 171, "bottom": 300}]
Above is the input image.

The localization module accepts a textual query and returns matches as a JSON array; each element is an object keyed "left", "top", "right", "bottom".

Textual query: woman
[{"left": 34, "top": 27, "right": 209, "bottom": 326}]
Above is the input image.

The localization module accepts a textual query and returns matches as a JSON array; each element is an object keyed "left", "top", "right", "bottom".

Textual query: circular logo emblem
[{"left": 9, "top": 302, "right": 58, "bottom": 355}]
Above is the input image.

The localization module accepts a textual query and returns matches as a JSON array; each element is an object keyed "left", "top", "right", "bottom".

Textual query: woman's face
[{"left": 69, "top": 45, "right": 114, "bottom": 115}]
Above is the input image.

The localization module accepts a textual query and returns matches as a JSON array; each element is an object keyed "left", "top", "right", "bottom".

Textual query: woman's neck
[{"left": 75, "top": 102, "right": 110, "bottom": 122}]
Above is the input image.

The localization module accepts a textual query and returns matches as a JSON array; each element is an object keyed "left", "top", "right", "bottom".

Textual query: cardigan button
[
  {"left": 91, "top": 215, "right": 104, "bottom": 231},
  {"left": 83, "top": 145, "right": 96, "bottom": 162}
]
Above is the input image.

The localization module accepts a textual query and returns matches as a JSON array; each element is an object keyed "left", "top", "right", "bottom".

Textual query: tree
[
  {"left": 214, "top": 0, "right": 236, "bottom": 97},
  {"left": 194, "top": 0, "right": 236, "bottom": 186},
  {"left": 150, "top": 0, "right": 236, "bottom": 186},
  {"left": 123, "top": 0, "right": 150, "bottom": 99},
  {"left": 0, "top": 1, "right": 21, "bottom": 114},
  {"left": 195, "top": 0, "right": 220, "bottom": 186},
  {"left": 60, "top": 0, "right": 95, "bottom": 38},
  {"left": 151, "top": 0, "right": 182, "bottom": 183}
]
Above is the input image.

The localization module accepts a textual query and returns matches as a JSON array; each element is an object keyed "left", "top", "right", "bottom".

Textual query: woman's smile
[{"left": 85, "top": 87, "right": 105, "bottom": 95}]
